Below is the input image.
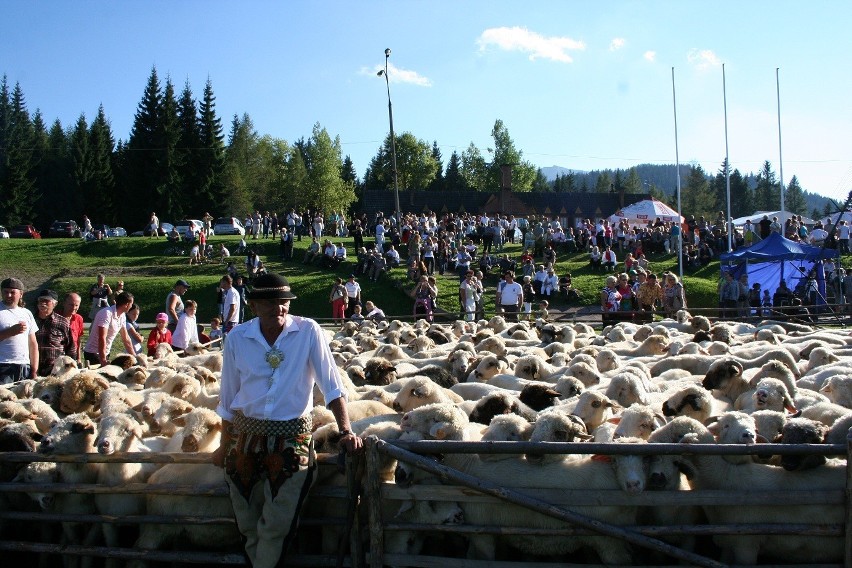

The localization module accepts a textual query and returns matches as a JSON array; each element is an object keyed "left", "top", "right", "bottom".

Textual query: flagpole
[
  {"left": 672, "top": 67, "right": 684, "bottom": 281},
  {"left": 777, "top": 68, "right": 785, "bottom": 216},
  {"left": 723, "top": 63, "right": 732, "bottom": 253}
]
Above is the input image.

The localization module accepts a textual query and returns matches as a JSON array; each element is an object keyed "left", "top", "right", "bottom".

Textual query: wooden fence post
[{"left": 364, "top": 437, "right": 383, "bottom": 568}]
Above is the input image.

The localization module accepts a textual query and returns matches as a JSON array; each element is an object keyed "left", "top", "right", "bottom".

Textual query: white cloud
[
  {"left": 361, "top": 63, "right": 432, "bottom": 87},
  {"left": 609, "top": 38, "right": 626, "bottom": 51},
  {"left": 477, "top": 26, "right": 586, "bottom": 63},
  {"left": 687, "top": 48, "right": 722, "bottom": 71},
  {"left": 644, "top": 51, "right": 656, "bottom": 62}
]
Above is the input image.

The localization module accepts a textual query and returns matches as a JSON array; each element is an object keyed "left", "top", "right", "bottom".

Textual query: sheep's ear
[
  {"left": 784, "top": 400, "right": 797, "bottom": 414},
  {"left": 683, "top": 394, "right": 701, "bottom": 410},
  {"left": 95, "top": 377, "right": 111, "bottom": 390},
  {"left": 755, "top": 434, "right": 769, "bottom": 444},
  {"left": 576, "top": 432, "right": 593, "bottom": 441},
  {"left": 172, "top": 416, "right": 187, "bottom": 427},
  {"left": 674, "top": 458, "right": 697, "bottom": 480},
  {"left": 131, "top": 423, "right": 144, "bottom": 440},
  {"left": 591, "top": 454, "right": 611, "bottom": 463},
  {"left": 606, "top": 416, "right": 621, "bottom": 425}
]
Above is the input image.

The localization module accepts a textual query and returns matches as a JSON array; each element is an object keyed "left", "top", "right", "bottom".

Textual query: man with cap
[
  {"left": 165, "top": 279, "right": 190, "bottom": 333},
  {"left": 212, "top": 273, "right": 361, "bottom": 568},
  {"left": 32, "top": 289, "right": 75, "bottom": 376},
  {"left": 82, "top": 291, "right": 136, "bottom": 367},
  {"left": 0, "top": 277, "right": 38, "bottom": 383}
]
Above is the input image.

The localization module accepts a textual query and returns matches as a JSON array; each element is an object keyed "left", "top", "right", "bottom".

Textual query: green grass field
[{"left": 0, "top": 234, "right": 727, "bottom": 326}]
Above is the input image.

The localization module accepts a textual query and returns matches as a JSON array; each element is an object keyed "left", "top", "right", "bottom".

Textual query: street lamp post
[{"left": 377, "top": 48, "right": 402, "bottom": 230}]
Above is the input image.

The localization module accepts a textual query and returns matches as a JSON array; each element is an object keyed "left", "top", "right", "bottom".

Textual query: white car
[
  {"left": 213, "top": 217, "right": 246, "bottom": 236},
  {"left": 174, "top": 219, "right": 209, "bottom": 237},
  {"left": 0, "top": 226, "right": 9, "bottom": 239}
]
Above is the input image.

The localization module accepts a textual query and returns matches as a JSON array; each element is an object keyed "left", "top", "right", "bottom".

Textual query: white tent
[
  {"left": 731, "top": 210, "right": 816, "bottom": 228},
  {"left": 607, "top": 199, "right": 683, "bottom": 225}
]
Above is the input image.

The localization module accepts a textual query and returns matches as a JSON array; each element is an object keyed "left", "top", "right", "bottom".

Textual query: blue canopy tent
[{"left": 719, "top": 232, "right": 839, "bottom": 307}]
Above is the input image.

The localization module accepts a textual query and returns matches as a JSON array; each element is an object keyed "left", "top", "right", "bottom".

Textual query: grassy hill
[{"left": 0, "top": 234, "right": 726, "bottom": 326}]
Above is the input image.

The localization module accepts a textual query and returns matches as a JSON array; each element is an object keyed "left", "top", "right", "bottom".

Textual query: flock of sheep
[{"left": 1, "top": 309, "right": 851, "bottom": 565}]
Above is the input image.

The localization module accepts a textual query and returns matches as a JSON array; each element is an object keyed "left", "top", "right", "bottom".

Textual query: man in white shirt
[
  {"left": 0, "top": 277, "right": 38, "bottom": 383},
  {"left": 82, "top": 291, "right": 135, "bottom": 367},
  {"left": 220, "top": 275, "right": 240, "bottom": 334},
  {"left": 212, "top": 273, "right": 361, "bottom": 568},
  {"left": 384, "top": 245, "right": 401, "bottom": 268},
  {"left": 497, "top": 271, "right": 523, "bottom": 322}
]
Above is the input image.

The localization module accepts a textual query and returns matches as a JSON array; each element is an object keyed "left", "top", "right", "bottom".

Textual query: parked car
[
  {"left": 174, "top": 219, "right": 206, "bottom": 238},
  {"left": 48, "top": 220, "right": 82, "bottom": 238},
  {"left": 108, "top": 226, "right": 127, "bottom": 238},
  {"left": 0, "top": 226, "right": 9, "bottom": 239},
  {"left": 134, "top": 221, "right": 174, "bottom": 237},
  {"left": 213, "top": 217, "right": 246, "bottom": 236},
  {"left": 9, "top": 224, "right": 41, "bottom": 239}
]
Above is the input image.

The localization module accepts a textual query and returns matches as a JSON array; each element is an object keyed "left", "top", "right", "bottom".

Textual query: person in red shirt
[
  {"left": 60, "top": 292, "right": 84, "bottom": 362},
  {"left": 147, "top": 312, "right": 172, "bottom": 357}
]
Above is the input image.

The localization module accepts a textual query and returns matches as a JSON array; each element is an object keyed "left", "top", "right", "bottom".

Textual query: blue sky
[{"left": 3, "top": 1, "right": 851, "bottom": 201}]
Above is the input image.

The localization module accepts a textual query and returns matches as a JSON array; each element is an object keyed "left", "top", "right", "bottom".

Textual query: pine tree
[
  {"left": 784, "top": 175, "right": 807, "bottom": 215},
  {"left": 426, "top": 141, "right": 444, "bottom": 191},
  {"left": 594, "top": 172, "right": 613, "bottom": 193},
  {"left": 124, "top": 67, "right": 162, "bottom": 228},
  {"left": 624, "top": 168, "right": 642, "bottom": 193},
  {"left": 176, "top": 81, "right": 201, "bottom": 213},
  {"left": 753, "top": 160, "right": 780, "bottom": 211},
  {"left": 443, "top": 151, "right": 466, "bottom": 192},
  {"left": 34, "top": 116, "right": 73, "bottom": 226},
  {"left": 87, "top": 105, "right": 116, "bottom": 221},
  {"left": 197, "top": 78, "right": 226, "bottom": 213},
  {"left": 3, "top": 83, "right": 38, "bottom": 226},
  {"left": 69, "top": 114, "right": 92, "bottom": 220},
  {"left": 223, "top": 113, "right": 260, "bottom": 216},
  {"left": 531, "top": 169, "right": 550, "bottom": 192},
  {"left": 729, "top": 168, "right": 753, "bottom": 218},
  {"left": 681, "top": 164, "right": 715, "bottom": 219},
  {"left": 157, "top": 78, "right": 183, "bottom": 220}
]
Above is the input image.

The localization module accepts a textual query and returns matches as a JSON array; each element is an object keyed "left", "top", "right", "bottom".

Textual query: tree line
[{"left": 0, "top": 67, "right": 829, "bottom": 230}]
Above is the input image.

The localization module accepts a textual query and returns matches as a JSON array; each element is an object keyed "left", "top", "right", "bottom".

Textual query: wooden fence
[{"left": 0, "top": 438, "right": 850, "bottom": 567}]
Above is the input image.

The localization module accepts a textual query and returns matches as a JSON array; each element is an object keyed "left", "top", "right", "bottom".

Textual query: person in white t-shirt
[
  {"left": 497, "top": 270, "right": 524, "bottom": 322},
  {"left": 220, "top": 275, "right": 240, "bottom": 334},
  {"left": 0, "top": 277, "right": 38, "bottom": 383}
]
